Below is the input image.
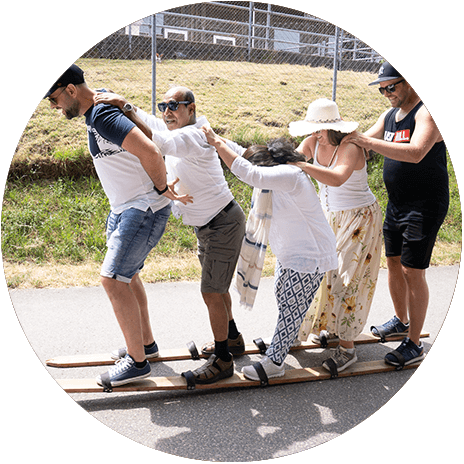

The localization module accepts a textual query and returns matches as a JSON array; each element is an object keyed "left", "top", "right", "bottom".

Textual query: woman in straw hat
[{"left": 289, "top": 98, "right": 383, "bottom": 374}]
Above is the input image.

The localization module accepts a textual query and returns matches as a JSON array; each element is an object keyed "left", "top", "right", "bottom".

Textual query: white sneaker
[{"left": 242, "top": 356, "right": 285, "bottom": 381}]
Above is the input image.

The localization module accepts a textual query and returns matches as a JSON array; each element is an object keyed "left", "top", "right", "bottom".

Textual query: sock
[
  {"left": 214, "top": 339, "right": 232, "bottom": 362},
  {"left": 228, "top": 319, "right": 240, "bottom": 340},
  {"left": 144, "top": 341, "right": 157, "bottom": 349},
  {"left": 135, "top": 359, "right": 148, "bottom": 369}
]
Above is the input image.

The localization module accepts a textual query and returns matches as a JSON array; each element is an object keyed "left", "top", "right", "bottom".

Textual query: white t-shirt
[
  {"left": 230, "top": 156, "right": 338, "bottom": 274},
  {"left": 85, "top": 103, "right": 170, "bottom": 214},
  {"left": 138, "top": 110, "right": 245, "bottom": 227}
]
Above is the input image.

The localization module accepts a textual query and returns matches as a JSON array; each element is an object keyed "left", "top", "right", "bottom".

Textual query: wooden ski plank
[
  {"left": 46, "top": 332, "right": 429, "bottom": 368},
  {"left": 57, "top": 358, "right": 423, "bottom": 394},
  {"left": 46, "top": 347, "right": 193, "bottom": 368}
]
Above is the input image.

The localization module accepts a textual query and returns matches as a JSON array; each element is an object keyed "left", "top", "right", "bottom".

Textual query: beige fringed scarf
[{"left": 234, "top": 188, "right": 273, "bottom": 309}]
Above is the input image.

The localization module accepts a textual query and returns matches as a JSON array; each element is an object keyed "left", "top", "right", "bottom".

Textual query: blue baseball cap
[
  {"left": 44, "top": 64, "right": 85, "bottom": 98},
  {"left": 369, "top": 62, "right": 402, "bottom": 86}
]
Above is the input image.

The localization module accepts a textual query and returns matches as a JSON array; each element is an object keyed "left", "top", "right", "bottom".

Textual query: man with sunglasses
[
  {"left": 95, "top": 86, "right": 247, "bottom": 385},
  {"left": 45, "top": 64, "right": 192, "bottom": 390},
  {"left": 344, "top": 62, "right": 449, "bottom": 368}
]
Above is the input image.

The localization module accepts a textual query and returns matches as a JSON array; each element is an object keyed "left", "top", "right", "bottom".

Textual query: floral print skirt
[{"left": 298, "top": 201, "right": 383, "bottom": 342}]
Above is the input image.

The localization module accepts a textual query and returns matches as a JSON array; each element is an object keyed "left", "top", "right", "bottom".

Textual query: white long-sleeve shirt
[
  {"left": 231, "top": 156, "right": 338, "bottom": 274},
  {"left": 137, "top": 110, "right": 245, "bottom": 226}
]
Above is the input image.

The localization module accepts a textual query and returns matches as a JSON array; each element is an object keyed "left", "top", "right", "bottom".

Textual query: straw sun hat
[{"left": 288, "top": 98, "right": 358, "bottom": 137}]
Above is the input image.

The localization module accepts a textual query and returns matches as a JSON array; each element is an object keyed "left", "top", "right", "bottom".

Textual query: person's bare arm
[
  {"left": 343, "top": 107, "right": 441, "bottom": 164},
  {"left": 122, "top": 127, "right": 166, "bottom": 188},
  {"left": 122, "top": 127, "right": 192, "bottom": 205},
  {"left": 94, "top": 92, "right": 153, "bottom": 140},
  {"left": 292, "top": 142, "right": 362, "bottom": 187},
  {"left": 295, "top": 136, "right": 316, "bottom": 161}
]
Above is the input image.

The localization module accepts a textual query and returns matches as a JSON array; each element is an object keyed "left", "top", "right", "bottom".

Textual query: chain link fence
[
  {"left": 8, "top": 1, "right": 460, "bottom": 280},
  {"left": 14, "top": 2, "right": 393, "bottom": 173},
  {"left": 78, "top": 1, "right": 390, "bottom": 141}
]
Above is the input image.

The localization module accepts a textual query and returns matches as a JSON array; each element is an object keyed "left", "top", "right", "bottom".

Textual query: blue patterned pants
[{"left": 266, "top": 261, "right": 324, "bottom": 365}]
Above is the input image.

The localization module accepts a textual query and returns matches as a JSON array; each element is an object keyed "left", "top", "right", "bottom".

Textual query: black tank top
[{"left": 382, "top": 102, "right": 449, "bottom": 216}]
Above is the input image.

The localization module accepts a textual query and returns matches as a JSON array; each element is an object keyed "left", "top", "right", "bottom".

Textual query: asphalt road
[{"left": 4, "top": 264, "right": 462, "bottom": 463}]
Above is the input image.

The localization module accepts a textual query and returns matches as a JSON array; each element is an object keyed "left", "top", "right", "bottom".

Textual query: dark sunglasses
[
  {"left": 378, "top": 79, "right": 405, "bottom": 95},
  {"left": 48, "top": 86, "right": 67, "bottom": 105},
  {"left": 158, "top": 100, "right": 192, "bottom": 112}
]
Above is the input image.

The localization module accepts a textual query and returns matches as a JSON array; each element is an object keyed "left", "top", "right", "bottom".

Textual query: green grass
[
  {"left": 1, "top": 171, "right": 254, "bottom": 266},
  {"left": 2, "top": 177, "right": 108, "bottom": 263},
  {"left": 11, "top": 58, "right": 389, "bottom": 171},
  {"left": 2, "top": 157, "right": 460, "bottom": 267},
  {"left": 3, "top": 58, "right": 461, "bottom": 287}
]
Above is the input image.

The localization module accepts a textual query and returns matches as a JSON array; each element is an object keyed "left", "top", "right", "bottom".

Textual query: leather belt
[{"left": 199, "top": 200, "right": 235, "bottom": 229}]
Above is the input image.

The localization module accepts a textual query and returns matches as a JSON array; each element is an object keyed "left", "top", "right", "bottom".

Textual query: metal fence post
[
  {"left": 77, "top": 5, "right": 384, "bottom": 134},
  {"left": 332, "top": 26, "right": 340, "bottom": 101},
  {"left": 151, "top": 14, "right": 157, "bottom": 115},
  {"left": 248, "top": 2, "right": 254, "bottom": 62}
]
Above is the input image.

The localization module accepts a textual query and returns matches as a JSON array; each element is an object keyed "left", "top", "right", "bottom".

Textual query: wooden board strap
[
  {"left": 252, "top": 362, "right": 269, "bottom": 387},
  {"left": 253, "top": 338, "right": 267, "bottom": 354},
  {"left": 99, "top": 372, "right": 113, "bottom": 393},
  {"left": 181, "top": 371, "right": 196, "bottom": 390},
  {"left": 186, "top": 341, "right": 200, "bottom": 360}
]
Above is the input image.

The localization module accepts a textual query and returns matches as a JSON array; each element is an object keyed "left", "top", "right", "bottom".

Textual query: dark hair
[
  {"left": 243, "top": 138, "right": 306, "bottom": 166},
  {"left": 327, "top": 129, "right": 348, "bottom": 146},
  {"left": 326, "top": 130, "right": 371, "bottom": 161}
]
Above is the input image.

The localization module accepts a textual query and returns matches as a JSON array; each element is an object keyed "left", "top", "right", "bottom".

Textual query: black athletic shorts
[{"left": 383, "top": 209, "right": 446, "bottom": 270}]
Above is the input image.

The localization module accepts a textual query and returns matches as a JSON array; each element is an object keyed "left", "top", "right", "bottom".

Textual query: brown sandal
[
  {"left": 201, "top": 334, "right": 245, "bottom": 356},
  {"left": 190, "top": 354, "right": 234, "bottom": 384}
]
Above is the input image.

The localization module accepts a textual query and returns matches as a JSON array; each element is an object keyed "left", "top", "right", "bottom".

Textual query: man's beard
[{"left": 64, "top": 101, "right": 80, "bottom": 120}]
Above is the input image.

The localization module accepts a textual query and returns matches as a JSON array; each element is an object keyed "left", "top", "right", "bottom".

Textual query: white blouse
[{"left": 231, "top": 156, "right": 338, "bottom": 274}]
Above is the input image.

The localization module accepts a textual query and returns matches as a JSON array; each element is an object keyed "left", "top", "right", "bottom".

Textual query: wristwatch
[
  {"left": 153, "top": 185, "right": 169, "bottom": 195},
  {"left": 122, "top": 102, "right": 134, "bottom": 113}
]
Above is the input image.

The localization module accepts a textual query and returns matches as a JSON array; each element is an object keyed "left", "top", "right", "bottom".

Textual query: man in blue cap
[
  {"left": 344, "top": 62, "right": 449, "bottom": 368},
  {"left": 45, "top": 64, "right": 192, "bottom": 389}
]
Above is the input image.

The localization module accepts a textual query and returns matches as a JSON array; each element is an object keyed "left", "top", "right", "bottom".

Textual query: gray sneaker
[{"left": 322, "top": 346, "right": 357, "bottom": 373}]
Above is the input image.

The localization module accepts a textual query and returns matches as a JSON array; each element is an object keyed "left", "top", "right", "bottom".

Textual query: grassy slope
[{"left": 3, "top": 59, "right": 461, "bottom": 288}]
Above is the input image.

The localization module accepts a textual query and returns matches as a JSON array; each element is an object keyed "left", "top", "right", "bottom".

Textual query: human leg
[
  {"left": 339, "top": 339, "right": 354, "bottom": 349},
  {"left": 382, "top": 215, "right": 442, "bottom": 365},
  {"left": 382, "top": 275, "right": 430, "bottom": 367},
  {"left": 401, "top": 265, "right": 428, "bottom": 346},
  {"left": 190, "top": 291, "right": 234, "bottom": 384},
  {"left": 101, "top": 276, "right": 146, "bottom": 363},
  {"left": 202, "top": 291, "right": 230, "bottom": 349},
  {"left": 98, "top": 206, "right": 170, "bottom": 384},
  {"left": 243, "top": 263, "right": 323, "bottom": 380},
  {"left": 196, "top": 202, "right": 245, "bottom": 355},
  {"left": 129, "top": 273, "right": 155, "bottom": 346},
  {"left": 371, "top": 219, "right": 410, "bottom": 338},
  {"left": 267, "top": 265, "right": 324, "bottom": 364},
  {"left": 371, "top": 256, "right": 411, "bottom": 339},
  {"left": 387, "top": 256, "right": 410, "bottom": 324},
  {"left": 398, "top": 218, "right": 442, "bottom": 345}
]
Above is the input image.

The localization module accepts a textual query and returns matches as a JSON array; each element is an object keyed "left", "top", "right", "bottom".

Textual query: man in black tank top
[{"left": 343, "top": 62, "right": 449, "bottom": 367}]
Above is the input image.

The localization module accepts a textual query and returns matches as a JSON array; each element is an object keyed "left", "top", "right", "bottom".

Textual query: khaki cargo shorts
[{"left": 195, "top": 200, "right": 246, "bottom": 294}]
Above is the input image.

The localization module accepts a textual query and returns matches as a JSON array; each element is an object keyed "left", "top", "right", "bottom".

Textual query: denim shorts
[{"left": 101, "top": 204, "right": 171, "bottom": 283}]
